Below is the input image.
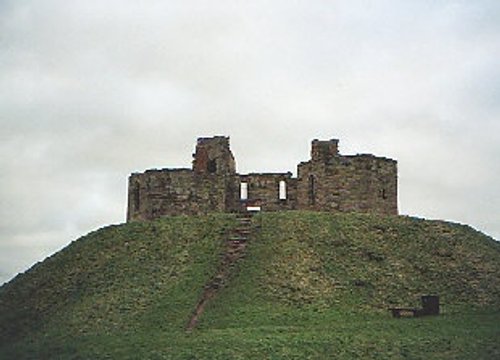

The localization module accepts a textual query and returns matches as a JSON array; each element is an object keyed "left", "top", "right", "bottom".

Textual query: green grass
[
  {"left": 3, "top": 312, "right": 499, "bottom": 359},
  {"left": 1, "top": 211, "right": 499, "bottom": 359}
]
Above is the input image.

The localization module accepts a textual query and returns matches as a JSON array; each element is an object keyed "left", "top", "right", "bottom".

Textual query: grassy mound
[{"left": 1, "top": 212, "right": 499, "bottom": 358}]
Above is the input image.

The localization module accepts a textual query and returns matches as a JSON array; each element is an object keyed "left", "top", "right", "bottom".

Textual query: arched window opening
[
  {"left": 279, "top": 180, "right": 287, "bottom": 200},
  {"left": 240, "top": 182, "right": 248, "bottom": 200}
]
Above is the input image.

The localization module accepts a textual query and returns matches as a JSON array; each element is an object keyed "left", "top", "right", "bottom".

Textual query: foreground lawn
[{"left": 3, "top": 311, "right": 499, "bottom": 359}]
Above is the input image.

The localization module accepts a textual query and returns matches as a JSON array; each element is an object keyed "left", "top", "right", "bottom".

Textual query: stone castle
[{"left": 127, "top": 136, "right": 398, "bottom": 221}]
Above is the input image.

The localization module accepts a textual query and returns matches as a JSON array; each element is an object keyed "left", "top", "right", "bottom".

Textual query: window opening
[
  {"left": 207, "top": 159, "right": 217, "bottom": 173},
  {"left": 133, "top": 183, "right": 140, "bottom": 211},
  {"left": 381, "top": 188, "right": 387, "bottom": 199},
  {"left": 240, "top": 182, "right": 248, "bottom": 200},
  {"left": 309, "top": 175, "right": 315, "bottom": 205},
  {"left": 279, "top": 180, "right": 287, "bottom": 200}
]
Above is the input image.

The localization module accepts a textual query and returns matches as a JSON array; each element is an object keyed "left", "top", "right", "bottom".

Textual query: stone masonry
[{"left": 127, "top": 136, "right": 397, "bottom": 221}]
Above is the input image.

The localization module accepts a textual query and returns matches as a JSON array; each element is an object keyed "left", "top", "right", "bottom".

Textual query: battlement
[
  {"left": 127, "top": 136, "right": 398, "bottom": 221},
  {"left": 311, "top": 139, "right": 339, "bottom": 162}
]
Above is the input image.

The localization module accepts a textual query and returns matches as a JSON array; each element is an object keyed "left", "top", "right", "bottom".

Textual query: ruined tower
[
  {"left": 192, "top": 136, "right": 236, "bottom": 176},
  {"left": 297, "top": 139, "right": 397, "bottom": 214}
]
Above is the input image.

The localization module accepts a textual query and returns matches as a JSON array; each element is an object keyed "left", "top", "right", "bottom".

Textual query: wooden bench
[
  {"left": 389, "top": 295, "right": 439, "bottom": 318},
  {"left": 388, "top": 307, "right": 421, "bottom": 318}
]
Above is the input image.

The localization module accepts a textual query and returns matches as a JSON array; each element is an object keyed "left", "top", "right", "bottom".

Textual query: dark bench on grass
[{"left": 389, "top": 295, "right": 439, "bottom": 318}]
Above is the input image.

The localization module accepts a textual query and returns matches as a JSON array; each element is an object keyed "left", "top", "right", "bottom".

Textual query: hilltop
[{"left": 1, "top": 212, "right": 499, "bottom": 359}]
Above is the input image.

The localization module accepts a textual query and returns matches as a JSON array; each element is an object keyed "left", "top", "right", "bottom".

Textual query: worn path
[{"left": 186, "top": 212, "right": 255, "bottom": 331}]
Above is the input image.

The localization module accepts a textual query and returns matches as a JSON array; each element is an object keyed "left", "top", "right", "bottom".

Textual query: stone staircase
[{"left": 185, "top": 212, "right": 255, "bottom": 331}]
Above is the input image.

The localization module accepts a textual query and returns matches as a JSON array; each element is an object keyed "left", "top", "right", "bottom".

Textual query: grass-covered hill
[{"left": 1, "top": 212, "right": 499, "bottom": 359}]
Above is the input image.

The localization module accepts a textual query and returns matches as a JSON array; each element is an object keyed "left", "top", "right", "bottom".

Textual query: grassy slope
[{"left": 0, "top": 212, "right": 499, "bottom": 359}]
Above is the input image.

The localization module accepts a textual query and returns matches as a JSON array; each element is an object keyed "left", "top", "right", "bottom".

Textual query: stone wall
[
  {"left": 296, "top": 153, "right": 397, "bottom": 215},
  {"left": 128, "top": 169, "right": 193, "bottom": 221},
  {"left": 238, "top": 173, "right": 297, "bottom": 211},
  {"left": 127, "top": 169, "right": 236, "bottom": 221},
  {"left": 126, "top": 136, "right": 398, "bottom": 221}
]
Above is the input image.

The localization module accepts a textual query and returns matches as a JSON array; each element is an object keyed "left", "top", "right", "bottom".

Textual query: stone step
[
  {"left": 186, "top": 212, "right": 255, "bottom": 331},
  {"left": 229, "top": 237, "right": 247, "bottom": 242},
  {"left": 228, "top": 243, "right": 245, "bottom": 248},
  {"left": 230, "top": 233, "right": 248, "bottom": 238},
  {"left": 237, "top": 218, "right": 252, "bottom": 223},
  {"left": 235, "top": 225, "right": 251, "bottom": 229}
]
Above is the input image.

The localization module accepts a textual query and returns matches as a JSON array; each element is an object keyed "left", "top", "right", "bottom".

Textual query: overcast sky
[{"left": 1, "top": 0, "right": 499, "bottom": 284}]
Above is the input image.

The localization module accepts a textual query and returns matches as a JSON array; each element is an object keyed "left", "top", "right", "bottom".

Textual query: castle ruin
[{"left": 127, "top": 136, "right": 398, "bottom": 221}]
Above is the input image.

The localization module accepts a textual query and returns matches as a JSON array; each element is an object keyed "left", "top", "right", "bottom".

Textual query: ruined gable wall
[{"left": 238, "top": 173, "right": 297, "bottom": 211}]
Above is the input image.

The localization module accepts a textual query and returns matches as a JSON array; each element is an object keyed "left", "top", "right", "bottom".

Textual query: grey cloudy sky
[{"left": 1, "top": 0, "right": 499, "bottom": 284}]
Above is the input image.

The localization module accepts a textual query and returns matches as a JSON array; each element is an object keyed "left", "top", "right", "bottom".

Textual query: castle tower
[{"left": 192, "top": 136, "right": 236, "bottom": 176}]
